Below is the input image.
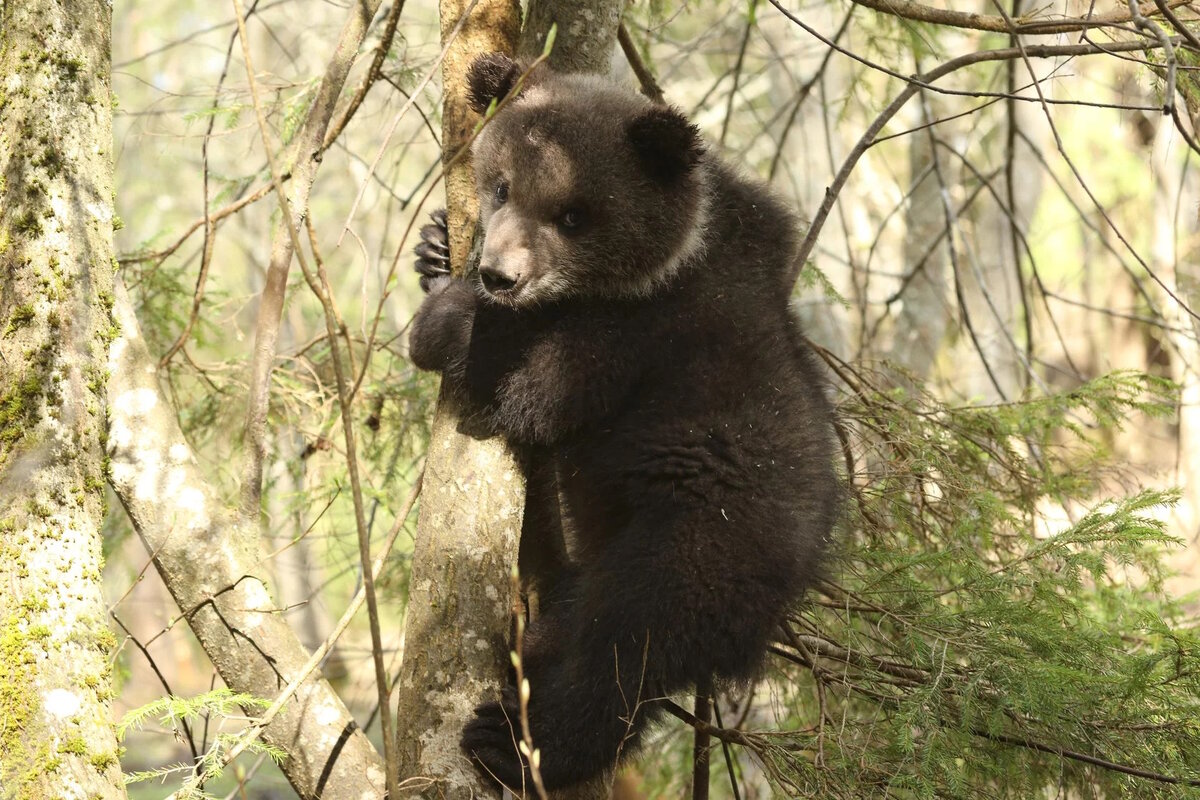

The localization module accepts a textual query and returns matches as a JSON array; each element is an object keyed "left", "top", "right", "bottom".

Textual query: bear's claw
[{"left": 414, "top": 208, "right": 451, "bottom": 294}]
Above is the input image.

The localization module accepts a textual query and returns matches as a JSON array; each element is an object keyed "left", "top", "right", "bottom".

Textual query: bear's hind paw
[{"left": 462, "top": 698, "right": 530, "bottom": 789}]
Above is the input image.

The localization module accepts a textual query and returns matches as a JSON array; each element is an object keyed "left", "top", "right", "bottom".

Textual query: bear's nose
[{"left": 479, "top": 265, "right": 519, "bottom": 295}]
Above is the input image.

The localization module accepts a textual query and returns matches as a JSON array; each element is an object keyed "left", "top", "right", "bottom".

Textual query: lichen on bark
[{"left": 0, "top": 1, "right": 127, "bottom": 797}]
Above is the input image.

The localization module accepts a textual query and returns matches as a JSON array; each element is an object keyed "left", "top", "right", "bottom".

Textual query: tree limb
[
  {"left": 849, "top": 0, "right": 1195, "bottom": 35},
  {"left": 238, "top": 0, "right": 385, "bottom": 522},
  {"left": 107, "top": 281, "right": 386, "bottom": 800}
]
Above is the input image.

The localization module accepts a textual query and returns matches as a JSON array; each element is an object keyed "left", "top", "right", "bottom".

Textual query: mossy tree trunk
[
  {"left": 0, "top": 1, "right": 127, "bottom": 796},
  {"left": 394, "top": 1, "right": 623, "bottom": 797}
]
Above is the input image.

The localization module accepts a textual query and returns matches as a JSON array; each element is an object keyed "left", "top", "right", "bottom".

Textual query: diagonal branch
[
  {"left": 106, "top": 281, "right": 385, "bottom": 799},
  {"left": 848, "top": 0, "right": 1195, "bottom": 35},
  {"left": 237, "top": 0, "right": 386, "bottom": 522}
]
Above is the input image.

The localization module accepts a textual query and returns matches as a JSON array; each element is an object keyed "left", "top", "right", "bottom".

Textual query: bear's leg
[
  {"left": 461, "top": 587, "right": 658, "bottom": 791},
  {"left": 463, "top": 510, "right": 789, "bottom": 790},
  {"left": 516, "top": 448, "right": 573, "bottom": 603}
]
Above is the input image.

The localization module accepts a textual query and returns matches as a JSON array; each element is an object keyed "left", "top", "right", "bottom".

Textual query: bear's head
[{"left": 466, "top": 53, "right": 709, "bottom": 307}]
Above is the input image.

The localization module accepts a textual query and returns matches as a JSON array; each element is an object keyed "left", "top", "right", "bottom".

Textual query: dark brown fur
[{"left": 410, "top": 54, "right": 839, "bottom": 791}]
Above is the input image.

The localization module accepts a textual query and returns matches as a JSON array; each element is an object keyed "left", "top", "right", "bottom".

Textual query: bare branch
[
  {"left": 618, "top": 22, "right": 665, "bottom": 104},
  {"left": 195, "top": 475, "right": 422, "bottom": 783},
  {"left": 107, "top": 281, "right": 386, "bottom": 799},
  {"left": 238, "top": 0, "right": 386, "bottom": 522},
  {"left": 849, "top": 0, "right": 1195, "bottom": 35}
]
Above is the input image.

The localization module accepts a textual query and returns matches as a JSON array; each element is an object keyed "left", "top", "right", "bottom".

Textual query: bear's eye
[
  {"left": 495, "top": 181, "right": 509, "bottom": 205},
  {"left": 559, "top": 208, "right": 584, "bottom": 231}
]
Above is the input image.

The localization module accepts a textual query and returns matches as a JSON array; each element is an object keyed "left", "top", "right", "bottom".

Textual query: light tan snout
[{"left": 479, "top": 207, "right": 534, "bottom": 298}]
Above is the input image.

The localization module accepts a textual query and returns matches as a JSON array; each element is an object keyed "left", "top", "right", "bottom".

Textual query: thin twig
[
  {"left": 510, "top": 567, "right": 549, "bottom": 800},
  {"left": 917, "top": 82, "right": 1014, "bottom": 400},
  {"left": 692, "top": 682, "right": 712, "bottom": 800},
  {"left": 158, "top": 0, "right": 262, "bottom": 368},
  {"left": 301, "top": 213, "right": 399, "bottom": 795},
  {"left": 234, "top": 0, "right": 385, "bottom": 522},
  {"left": 1154, "top": 0, "right": 1200, "bottom": 52},
  {"left": 663, "top": 700, "right": 759, "bottom": 748},
  {"left": 719, "top": 0, "right": 758, "bottom": 148},
  {"left": 111, "top": 613, "right": 200, "bottom": 760},
  {"left": 973, "top": 728, "right": 1200, "bottom": 787},
  {"left": 767, "top": 6, "right": 853, "bottom": 181},
  {"left": 338, "top": 0, "right": 482, "bottom": 245},
  {"left": 712, "top": 701, "right": 743, "bottom": 800},
  {"left": 617, "top": 21, "right": 665, "bottom": 104},
  {"left": 998, "top": 0, "right": 1035, "bottom": 384},
  {"left": 323, "top": 0, "right": 409, "bottom": 149},
  {"left": 350, "top": 46, "right": 559, "bottom": 407},
  {"left": 776, "top": 17, "right": 1191, "bottom": 294}
]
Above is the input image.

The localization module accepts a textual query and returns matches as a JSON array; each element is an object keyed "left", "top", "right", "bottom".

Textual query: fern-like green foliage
[
  {"left": 120, "top": 688, "right": 283, "bottom": 797},
  {"left": 643, "top": 370, "right": 1200, "bottom": 798}
]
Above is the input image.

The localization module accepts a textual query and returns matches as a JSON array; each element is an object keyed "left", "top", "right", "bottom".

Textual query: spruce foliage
[{"left": 648, "top": 369, "right": 1200, "bottom": 798}]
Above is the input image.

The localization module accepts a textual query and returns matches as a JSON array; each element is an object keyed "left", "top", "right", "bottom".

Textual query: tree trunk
[
  {"left": 106, "top": 283, "right": 387, "bottom": 799},
  {"left": 521, "top": 0, "right": 620, "bottom": 73},
  {"left": 394, "top": 1, "right": 622, "bottom": 796},
  {"left": 0, "top": 1, "right": 127, "bottom": 796},
  {"left": 888, "top": 93, "right": 951, "bottom": 378},
  {"left": 393, "top": 1, "right": 522, "bottom": 793}
]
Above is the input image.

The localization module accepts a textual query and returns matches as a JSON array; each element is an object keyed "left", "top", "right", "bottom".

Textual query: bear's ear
[
  {"left": 467, "top": 52, "right": 521, "bottom": 115},
  {"left": 626, "top": 106, "right": 703, "bottom": 183}
]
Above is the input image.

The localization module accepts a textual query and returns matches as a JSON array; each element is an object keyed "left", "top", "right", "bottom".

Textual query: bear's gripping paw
[
  {"left": 414, "top": 207, "right": 451, "bottom": 294},
  {"left": 461, "top": 691, "right": 530, "bottom": 789}
]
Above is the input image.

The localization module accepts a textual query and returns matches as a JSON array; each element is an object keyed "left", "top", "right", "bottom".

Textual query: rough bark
[
  {"left": 0, "top": 1, "right": 127, "bottom": 796},
  {"left": 106, "top": 282, "right": 386, "bottom": 799},
  {"left": 520, "top": 0, "right": 621, "bottom": 72},
  {"left": 394, "top": 405, "right": 526, "bottom": 793},
  {"left": 393, "top": 0, "right": 521, "bottom": 794},
  {"left": 394, "top": 1, "right": 622, "bottom": 797}
]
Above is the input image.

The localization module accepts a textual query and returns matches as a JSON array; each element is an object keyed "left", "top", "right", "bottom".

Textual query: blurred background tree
[{"left": 36, "top": 0, "right": 1200, "bottom": 796}]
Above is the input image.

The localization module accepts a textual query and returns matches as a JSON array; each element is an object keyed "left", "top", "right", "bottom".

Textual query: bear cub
[{"left": 410, "top": 52, "right": 839, "bottom": 792}]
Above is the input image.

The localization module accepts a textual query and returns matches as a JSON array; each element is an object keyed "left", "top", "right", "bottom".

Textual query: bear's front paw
[
  {"left": 414, "top": 207, "right": 451, "bottom": 294},
  {"left": 461, "top": 693, "right": 529, "bottom": 790}
]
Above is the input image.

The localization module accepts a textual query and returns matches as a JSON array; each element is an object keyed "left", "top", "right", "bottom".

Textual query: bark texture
[
  {"left": 520, "top": 0, "right": 621, "bottom": 72},
  {"left": 394, "top": 406, "right": 525, "bottom": 792},
  {"left": 0, "top": 1, "right": 126, "bottom": 796},
  {"left": 106, "top": 283, "right": 386, "bottom": 799},
  {"left": 393, "top": 1, "right": 521, "bottom": 793}
]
